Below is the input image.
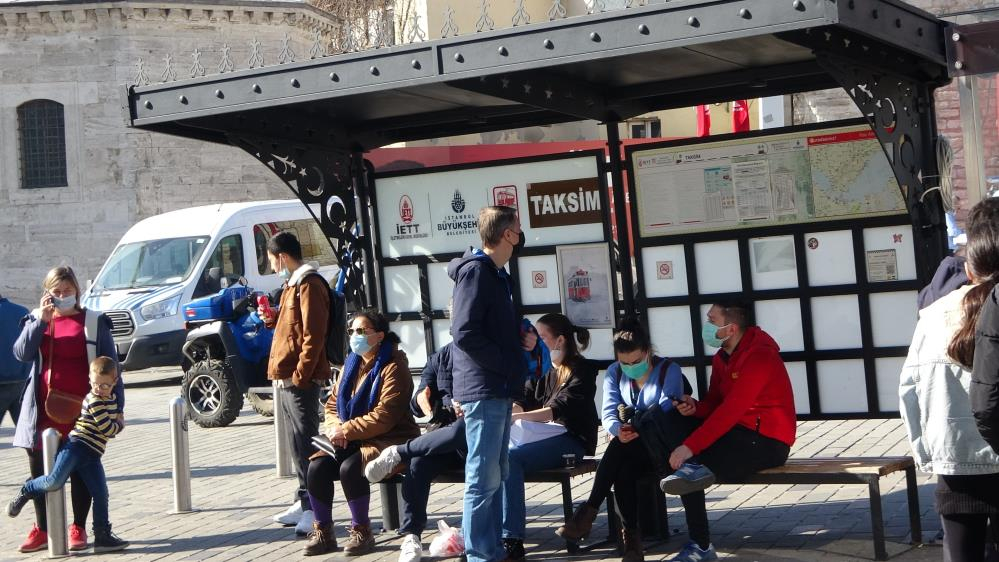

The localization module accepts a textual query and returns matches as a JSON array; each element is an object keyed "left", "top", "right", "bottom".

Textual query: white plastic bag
[{"left": 428, "top": 519, "right": 464, "bottom": 557}]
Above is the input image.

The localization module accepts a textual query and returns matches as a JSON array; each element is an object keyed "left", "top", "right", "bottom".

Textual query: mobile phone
[{"left": 666, "top": 395, "right": 682, "bottom": 403}]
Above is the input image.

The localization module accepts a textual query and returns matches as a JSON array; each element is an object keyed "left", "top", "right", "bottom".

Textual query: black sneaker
[
  {"left": 93, "top": 525, "right": 129, "bottom": 553},
  {"left": 7, "top": 483, "right": 30, "bottom": 518},
  {"left": 502, "top": 538, "right": 526, "bottom": 561}
]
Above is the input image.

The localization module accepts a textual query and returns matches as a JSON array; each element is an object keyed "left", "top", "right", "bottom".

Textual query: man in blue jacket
[
  {"left": 448, "top": 205, "right": 530, "bottom": 562},
  {"left": 0, "top": 293, "right": 29, "bottom": 427}
]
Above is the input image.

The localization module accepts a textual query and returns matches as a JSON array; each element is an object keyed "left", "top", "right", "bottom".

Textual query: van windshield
[{"left": 93, "top": 237, "right": 210, "bottom": 290}]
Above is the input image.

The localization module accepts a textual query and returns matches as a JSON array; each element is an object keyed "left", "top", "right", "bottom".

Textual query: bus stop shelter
[{"left": 126, "top": 0, "right": 996, "bottom": 417}]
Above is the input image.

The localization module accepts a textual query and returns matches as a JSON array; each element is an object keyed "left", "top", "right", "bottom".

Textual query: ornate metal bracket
[
  {"left": 816, "top": 51, "right": 947, "bottom": 282},
  {"left": 231, "top": 136, "right": 369, "bottom": 307}
]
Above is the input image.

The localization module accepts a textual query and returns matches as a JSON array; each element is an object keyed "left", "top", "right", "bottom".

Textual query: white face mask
[{"left": 550, "top": 348, "right": 564, "bottom": 366}]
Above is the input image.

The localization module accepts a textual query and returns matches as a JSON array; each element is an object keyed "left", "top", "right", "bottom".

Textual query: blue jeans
[
  {"left": 462, "top": 399, "right": 512, "bottom": 562},
  {"left": 399, "top": 418, "right": 466, "bottom": 537},
  {"left": 502, "top": 433, "right": 585, "bottom": 540},
  {"left": 24, "top": 439, "right": 111, "bottom": 529}
]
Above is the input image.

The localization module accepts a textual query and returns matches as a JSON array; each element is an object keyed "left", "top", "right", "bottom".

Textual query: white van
[{"left": 83, "top": 200, "right": 338, "bottom": 372}]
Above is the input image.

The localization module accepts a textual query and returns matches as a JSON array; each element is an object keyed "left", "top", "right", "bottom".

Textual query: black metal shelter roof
[{"left": 127, "top": 0, "right": 952, "bottom": 150}]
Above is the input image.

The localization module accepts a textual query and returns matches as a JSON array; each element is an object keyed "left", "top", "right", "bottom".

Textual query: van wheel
[
  {"left": 248, "top": 393, "right": 274, "bottom": 417},
  {"left": 182, "top": 360, "right": 242, "bottom": 428}
]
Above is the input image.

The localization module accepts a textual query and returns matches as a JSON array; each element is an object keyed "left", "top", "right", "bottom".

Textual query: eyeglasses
[{"left": 346, "top": 327, "right": 373, "bottom": 336}]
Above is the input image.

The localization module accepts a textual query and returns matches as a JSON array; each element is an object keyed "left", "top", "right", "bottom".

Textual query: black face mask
[{"left": 511, "top": 231, "right": 526, "bottom": 256}]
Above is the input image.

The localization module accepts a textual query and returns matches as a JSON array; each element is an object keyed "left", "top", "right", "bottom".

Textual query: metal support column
[
  {"left": 169, "top": 396, "right": 194, "bottom": 513},
  {"left": 605, "top": 122, "right": 636, "bottom": 315}
]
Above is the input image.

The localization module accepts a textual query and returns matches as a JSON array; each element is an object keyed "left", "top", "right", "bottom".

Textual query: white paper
[{"left": 509, "top": 419, "right": 567, "bottom": 447}]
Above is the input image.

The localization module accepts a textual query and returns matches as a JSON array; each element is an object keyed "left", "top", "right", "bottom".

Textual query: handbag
[{"left": 42, "top": 321, "right": 85, "bottom": 424}]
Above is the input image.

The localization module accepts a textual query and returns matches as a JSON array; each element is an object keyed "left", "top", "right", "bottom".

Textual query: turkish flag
[
  {"left": 696, "top": 105, "right": 711, "bottom": 137},
  {"left": 732, "top": 100, "right": 750, "bottom": 132}
]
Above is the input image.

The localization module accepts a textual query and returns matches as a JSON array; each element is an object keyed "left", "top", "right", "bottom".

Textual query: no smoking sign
[
  {"left": 656, "top": 261, "right": 673, "bottom": 280},
  {"left": 532, "top": 271, "right": 547, "bottom": 289}
]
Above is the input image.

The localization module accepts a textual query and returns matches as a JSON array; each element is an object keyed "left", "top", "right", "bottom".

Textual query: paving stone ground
[{"left": 0, "top": 370, "right": 944, "bottom": 562}]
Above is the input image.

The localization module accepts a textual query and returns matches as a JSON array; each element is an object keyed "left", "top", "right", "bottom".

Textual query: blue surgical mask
[
  {"left": 701, "top": 322, "right": 729, "bottom": 348},
  {"left": 350, "top": 334, "right": 372, "bottom": 355},
  {"left": 621, "top": 359, "right": 648, "bottom": 380},
  {"left": 278, "top": 267, "right": 291, "bottom": 280},
  {"left": 52, "top": 295, "right": 76, "bottom": 311}
]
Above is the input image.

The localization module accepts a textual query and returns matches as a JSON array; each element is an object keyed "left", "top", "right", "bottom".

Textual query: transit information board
[{"left": 631, "top": 124, "right": 906, "bottom": 238}]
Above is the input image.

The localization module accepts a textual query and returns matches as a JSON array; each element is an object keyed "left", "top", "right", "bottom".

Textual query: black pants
[
  {"left": 281, "top": 382, "right": 321, "bottom": 510},
  {"left": 306, "top": 447, "right": 370, "bottom": 503},
  {"left": 637, "top": 408, "right": 790, "bottom": 548},
  {"left": 27, "top": 448, "right": 91, "bottom": 531},
  {"left": 398, "top": 419, "right": 466, "bottom": 536},
  {"left": 585, "top": 436, "right": 657, "bottom": 530}
]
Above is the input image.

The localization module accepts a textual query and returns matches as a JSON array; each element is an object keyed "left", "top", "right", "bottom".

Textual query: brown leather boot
[
  {"left": 303, "top": 522, "right": 336, "bottom": 556},
  {"left": 556, "top": 503, "right": 598, "bottom": 542},
  {"left": 620, "top": 528, "right": 644, "bottom": 562},
  {"left": 343, "top": 524, "right": 375, "bottom": 556}
]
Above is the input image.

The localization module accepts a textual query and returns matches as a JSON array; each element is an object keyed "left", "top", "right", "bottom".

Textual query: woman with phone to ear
[
  {"left": 556, "top": 316, "right": 684, "bottom": 562},
  {"left": 12, "top": 266, "right": 124, "bottom": 553}
]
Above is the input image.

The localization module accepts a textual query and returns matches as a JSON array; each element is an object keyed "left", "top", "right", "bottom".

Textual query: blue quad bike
[
  {"left": 180, "top": 283, "right": 271, "bottom": 427},
  {"left": 179, "top": 283, "right": 331, "bottom": 428}
]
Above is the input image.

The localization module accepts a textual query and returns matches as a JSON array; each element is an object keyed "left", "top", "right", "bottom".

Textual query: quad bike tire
[
  {"left": 248, "top": 392, "right": 274, "bottom": 417},
  {"left": 182, "top": 359, "right": 243, "bottom": 428}
]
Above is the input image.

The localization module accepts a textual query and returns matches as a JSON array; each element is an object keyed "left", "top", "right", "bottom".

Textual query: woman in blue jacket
[{"left": 556, "top": 316, "right": 683, "bottom": 562}]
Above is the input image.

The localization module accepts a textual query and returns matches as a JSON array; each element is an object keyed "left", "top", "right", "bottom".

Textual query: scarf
[{"left": 337, "top": 341, "right": 393, "bottom": 423}]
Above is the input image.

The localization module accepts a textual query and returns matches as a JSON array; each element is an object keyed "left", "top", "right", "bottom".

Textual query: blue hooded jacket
[
  {"left": 448, "top": 248, "right": 527, "bottom": 403},
  {"left": 0, "top": 297, "right": 30, "bottom": 383}
]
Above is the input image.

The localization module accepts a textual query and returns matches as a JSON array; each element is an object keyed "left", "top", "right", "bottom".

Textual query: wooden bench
[
  {"left": 378, "top": 458, "right": 602, "bottom": 554},
  {"left": 716, "top": 456, "right": 922, "bottom": 561},
  {"left": 382, "top": 455, "right": 921, "bottom": 561}
]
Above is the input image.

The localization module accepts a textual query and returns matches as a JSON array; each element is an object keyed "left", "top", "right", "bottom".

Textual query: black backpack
[{"left": 296, "top": 272, "right": 347, "bottom": 366}]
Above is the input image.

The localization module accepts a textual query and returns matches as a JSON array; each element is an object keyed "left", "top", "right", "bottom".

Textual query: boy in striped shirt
[{"left": 7, "top": 356, "right": 128, "bottom": 552}]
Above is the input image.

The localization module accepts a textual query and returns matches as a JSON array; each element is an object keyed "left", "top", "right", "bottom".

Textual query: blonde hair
[
  {"left": 477, "top": 206, "right": 518, "bottom": 248},
  {"left": 90, "top": 356, "right": 116, "bottom": 377},
  {"left": 42, "top": 266, "right": 83, "bottom": 311}
]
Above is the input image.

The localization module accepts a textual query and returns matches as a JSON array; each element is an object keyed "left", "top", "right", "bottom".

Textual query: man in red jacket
[{"left": 654, "top": 299, "right": 796, "bottom": 561}]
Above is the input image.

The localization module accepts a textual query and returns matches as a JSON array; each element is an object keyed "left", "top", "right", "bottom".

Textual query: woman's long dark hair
[
  {"left": 350, "top": 308, "right": 401, "bottom": 346},
  {"left": 948, "top": 198, "right": 999, "bottom": 368},
  {"left": 537, "top": 313, "right": 590, "bottom": 370}
]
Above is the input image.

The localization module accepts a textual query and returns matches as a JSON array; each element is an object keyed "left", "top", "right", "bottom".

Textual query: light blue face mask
[
  {"left": 701, "top": 322, "right": 729, "bottom": 348},
  {"left": 278, "top": 267, "right": 291, "bottom": 280},
  {"left": 621, "top": 358, "right": 649, "bottom": 380},
  {"left": 52, "top": 295, "right": 77, "bottom": 311},
  {"left": 350, "top": 334, "right": 372, "bottom": 355}
]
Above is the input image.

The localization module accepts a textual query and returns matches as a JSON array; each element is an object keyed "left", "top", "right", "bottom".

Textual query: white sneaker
[
  {"left": 399, "top": 533, "right": 423, "bottom": 562},
  {"left": 273, "top": 502, "right": 303, "bottom": 525},
  {"left": 365, "top": 445, "right": 402, "bottom": 483},
  {"left": 294, "top": 510, "right": 316, "bottom": 536}
]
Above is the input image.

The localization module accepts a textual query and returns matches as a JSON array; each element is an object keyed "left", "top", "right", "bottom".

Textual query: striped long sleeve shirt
[{"left": 69, "top": 392, "right": 122, "bottom": 455}]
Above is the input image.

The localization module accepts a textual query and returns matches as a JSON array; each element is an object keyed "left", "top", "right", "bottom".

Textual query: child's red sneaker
[
  {"left": 68, "top": 523, "right": 88, "bottom": 551},
  {"left": 18, "top": 525, "right": 47, "bottom": 553}
]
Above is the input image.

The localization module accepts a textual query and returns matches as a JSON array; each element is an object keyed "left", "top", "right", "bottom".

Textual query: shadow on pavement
[{"left": 107, "top": 464, "right": 272, "bottom": 481}]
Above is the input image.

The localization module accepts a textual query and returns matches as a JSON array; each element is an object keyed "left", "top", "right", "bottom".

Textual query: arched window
[{"left": 17, "top": 100, "right": 68, "bottom": 189}]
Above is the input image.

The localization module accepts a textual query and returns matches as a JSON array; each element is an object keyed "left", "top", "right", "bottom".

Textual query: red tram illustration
[{"left": 567, "top": 269, "right": 592, "bottom": 302}]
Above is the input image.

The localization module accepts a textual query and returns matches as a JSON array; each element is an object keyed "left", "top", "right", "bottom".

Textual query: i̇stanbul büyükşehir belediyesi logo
[{"left": 451, "top": 190, "right": 466, "bottom": 213}]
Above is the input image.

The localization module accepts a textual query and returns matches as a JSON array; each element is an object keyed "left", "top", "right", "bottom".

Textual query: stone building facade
[{"left": 0, "top": 0, "right": 349, "bottom": 305}]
